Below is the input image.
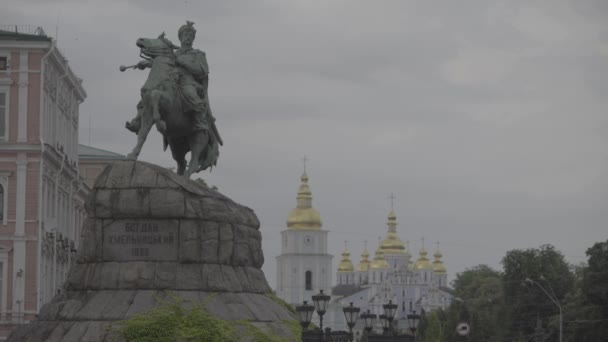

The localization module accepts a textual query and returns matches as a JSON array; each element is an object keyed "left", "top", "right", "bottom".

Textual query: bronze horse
[{"left": 124, "top": 33, "right": 221, "bottom": 177}]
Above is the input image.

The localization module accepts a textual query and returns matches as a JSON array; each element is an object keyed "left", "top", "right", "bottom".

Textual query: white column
[
  {"left": 14, "top": 154, "right": 27, "bottom": 322},
  {"left": 17, "top": 51, "right": 28, "bottom": 143}
]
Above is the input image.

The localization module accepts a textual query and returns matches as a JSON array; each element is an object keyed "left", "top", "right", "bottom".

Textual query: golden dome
[
  {"left": 286, "top": 172, "right": 322, "bottom": 229},
  {"left": 379, "top": 210, "right": 406, "bottom": 255},
  {"left": 370, "top": 247, "right": 389, "bottom": 270},
  {"left": 432, "top": 245, "right": 447, "bottom": 274},
  {"left": 356, "top": 247, "right": 371, "bottom": 272},
  {"left": 414, "top": 245, "right": 432, "bottom": 270},
  {"left": 338, "top": 247, "right": 355, "bottom": 272}
]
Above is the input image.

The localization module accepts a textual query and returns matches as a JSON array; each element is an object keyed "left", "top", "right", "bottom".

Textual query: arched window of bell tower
[{"left": 305, "top": 271, "right": 312, "bottom": 290}]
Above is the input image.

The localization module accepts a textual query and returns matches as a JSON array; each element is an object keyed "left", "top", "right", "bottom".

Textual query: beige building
[{"left": 78, "top": 144, "right": 124, "bottom": 188}]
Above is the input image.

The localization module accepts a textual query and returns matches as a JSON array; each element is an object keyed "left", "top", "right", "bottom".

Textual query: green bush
[{"left": 113, "top": 293, "right": 300, "bottom": 342}]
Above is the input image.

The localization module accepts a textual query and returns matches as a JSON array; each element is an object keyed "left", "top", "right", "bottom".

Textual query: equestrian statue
[{"left": 121, "top": 21, "right": 222, "bottom": 178}]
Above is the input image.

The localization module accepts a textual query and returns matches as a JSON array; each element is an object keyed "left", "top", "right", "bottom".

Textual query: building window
[
  {"left": 0, "top": 92, "right": 6, "bottom": 141},
  {"left": 305, "top": 271, "right": 312, "bottom": 290},
  {"left": 0, "top": 174, "right": 7, "bottom": 225},
  {"left": 0, "top": 184, "right": 3, "bottom": 220},
  {"left": 0, "top": 57, "right": 7, "bottom": 71}
]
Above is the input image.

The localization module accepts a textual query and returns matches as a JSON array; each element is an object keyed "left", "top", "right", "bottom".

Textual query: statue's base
[{"left": 8, "top": 161, "right": 297, "bottom": 342}]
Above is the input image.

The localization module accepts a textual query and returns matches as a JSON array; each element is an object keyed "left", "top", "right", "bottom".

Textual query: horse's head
[{"left": 136, "top": 32, "right": 177, "bottom": 59}]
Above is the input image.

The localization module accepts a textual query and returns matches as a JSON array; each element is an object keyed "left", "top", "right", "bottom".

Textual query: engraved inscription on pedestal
[{"left": 103, "top": 220, "right": 179, "bottom": 261}]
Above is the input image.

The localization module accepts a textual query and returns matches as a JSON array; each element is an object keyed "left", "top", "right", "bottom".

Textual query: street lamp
[
  {"left": 342, "top": 302, "right": 360, "bottom": 342},
  {"left": 296, "top": 300, "right": 315, "bottom": 329},
  {"left": 407, "top": 310, "right": 421, "bottom": 339},
  {"left": 361, "top": 309, "right": 377, "bottom": 335},
  {"left": 382, "top": 300, "right": 398, "bottom": 334},
  {"left": 379, "top": 314, "right": 390, "bottom": 335},
  {"left": 525, "top": 278, "right": 562, "bottom": 342},
  {"left": 312, "top": 290, "right": 331, "bottom": 341}
]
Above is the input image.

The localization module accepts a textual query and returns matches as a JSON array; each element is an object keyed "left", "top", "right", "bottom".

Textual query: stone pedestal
[{"left": 8, "top": 161, "right": 297, "bottom": 342}]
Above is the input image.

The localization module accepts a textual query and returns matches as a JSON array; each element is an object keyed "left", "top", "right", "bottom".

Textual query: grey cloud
[{"left": 2, "top": 0, "right": 607, "bottom": 289}]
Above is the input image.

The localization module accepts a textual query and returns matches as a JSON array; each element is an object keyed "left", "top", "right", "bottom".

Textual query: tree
[
  {"left": 422, "top": 311, "right": 442, "bottom": 342},
  {"left": 562, "top": 240, "right": 608, "bottom": 342},
  {"left": 444, "top": 265, "right": 504, "bottom": 342},
  {"left": 501, "top": 245, "right": 575, "bottom": 341}
]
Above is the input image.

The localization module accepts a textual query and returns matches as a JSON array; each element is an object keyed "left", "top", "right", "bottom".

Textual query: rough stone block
[
  {"left": 200, "top": 197, "right": 231, "bottom": 222},
  {"left": 84, "top": 190, "right": 96, "bottom": 217},
  {"left": 113, "top": 188, "right": 151, "bottom": 218},
  {"left": 232, "top": 243, "right": 251, "bottom": 266},
  {"left": 218, "top": 240, "right": 233, "bottom": 264},
  {"left": 220, "top": 265, "right": 243, "bottom": 292},
  {"left": 104, "top": 161, "right": 135, "bottom": 188},
  {"left": 242, "top": 207, "right": 261, "bottom": 229},
  {"left": 204, "top": 264, "right": 226, "bottom": 291},
  {"left": 115, "top": 261, "right": 157, "bottom": 289},
  {"left": 215, "top": 293, "right": 255, "bottom": 320},
  {"left": 84, "top": 263, "right": 102, "bottom": 290},
  {"left": 65, "top": 264, "right": 87, "bottom": 290},
  {"left": 234, "top": 266, "right": 253, "bottom": 292},
  {"left": 56, "top": 296, "right": 85, "bottom": 321},
  {"left": 46, "top": 322, "right": 75, "bottom": 342},
  {"left": 79, "top": 321, "right": 112, "bottom": 342},
  {"left": 100, "top": 290, "right": 137, "bottom": 320},
  {"left": 176, "top": 264, "right": 203, "bottom": 290},
  {"left": 244, "top": 267, "right": 270, "bottom": 293},
  {"left": 234, "top": 225, "right": 251, "bottom": 244},
  {"left": 150, "top": 188, "right": 185, "bottom": 218},
  {"left": 93, "top": 164, "right": 111, "bottom": 189},
  {"left": 94, "top": 190, "right": 113, "bottom": 218},
  {"left": 238, "top": 293, "right": 280, "bottom": 321},
  {"left": 184, "top": 197, "right": 205, "bottom": 218},
  {"left": 125, "top": 290, "right": 157, "bottom": 318},
  {"left": 77, "top": 220, "right": 96, "bottom": 263},
  {"left": 201, "top": 239, "right": 219, "bottom": 264},
  {"left": 200, "top": 221, "right": 219, "bottom": 240},
  {"left": 100, "top": 262, "right": 120, "bottom": 289},
  {"left": 76, "top": 291, "right": 113, "bottom": 320},
  {"left": 131, "top": 162, "right": 160, "bottom": 187},
  {"left": 154, "top": 262, "right": 176, "bottom": 289},
  {"left": 179, "top": 220, "right": 201, "bottom": 263}
]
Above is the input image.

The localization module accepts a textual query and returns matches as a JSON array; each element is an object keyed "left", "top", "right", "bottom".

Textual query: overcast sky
[{"left": 4, "top": 0, "right": 607, "bottom": 289}]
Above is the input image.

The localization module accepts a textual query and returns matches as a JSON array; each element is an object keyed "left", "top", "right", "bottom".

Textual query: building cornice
[{"left": 0, "top": 144, "right": 41, "bottom": 152}]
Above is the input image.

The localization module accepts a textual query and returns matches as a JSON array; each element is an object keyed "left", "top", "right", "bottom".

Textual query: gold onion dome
[
  {"left": 356, "top": 248, "right": 371, "bottom": 272},
  {"left": 286, "top": 172, "right": 322, "bottom": 229},
  {"left": 370, "top": 246, "right": 389, "bottom": 270},
  {"left": 433, "top": 247, "right": 447, "bottom": 274},
  {"left": 415, "top": 245, "right": 433, "bottom": 270},
  {"left": 379, "top": 210, "right": 406, "bottom": 255},
  {"left": 338, "top": 247, "right": 355, "bottom": 272}
]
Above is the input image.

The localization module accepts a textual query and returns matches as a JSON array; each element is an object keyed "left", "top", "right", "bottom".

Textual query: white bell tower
[{"left": 275, "top": 166, "right": 333, "bottom": 305}]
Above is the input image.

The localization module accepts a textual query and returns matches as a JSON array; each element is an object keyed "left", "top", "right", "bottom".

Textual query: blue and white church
[{"left": 275, "top": 169, "right": 453, "bottom": 335}]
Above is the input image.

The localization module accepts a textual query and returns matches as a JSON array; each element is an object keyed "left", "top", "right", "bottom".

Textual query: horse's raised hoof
[
  {"left": 156, "top": 120, "right": 167, "bottom": 134},
  {"left": 126, "top": 152, "right": 138, "bottom": 160}
]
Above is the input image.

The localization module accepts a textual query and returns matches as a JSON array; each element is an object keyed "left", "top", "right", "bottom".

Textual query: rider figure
[
  {"left": 126, "top": 21, "right": 210, "bottom": 134},
  {"left": 174, "top": 21, "right": 209, "bottom": 132}
]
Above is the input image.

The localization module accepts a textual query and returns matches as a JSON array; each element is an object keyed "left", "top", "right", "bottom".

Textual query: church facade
[
  {"left": 328, "top": 210, "right": 453, "bottom": 335},
  {"left": 275, "top": 168, "right": 453, "bottom": 335}
]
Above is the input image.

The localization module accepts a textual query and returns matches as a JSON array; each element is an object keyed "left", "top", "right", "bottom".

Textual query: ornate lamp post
[
  {"left": 296, "top": 300, "right": 315, "bottom": 330},
  {"left": 361, "top": 309, "right": 377, "bottom": 336},
  {"left": 526, "top": 278, "right": 563, "bottom": 342},
  {"left": 312, "top": 290, "right": 331, "bottom": 341},
  {"left": 407, "top": 310, "right": 421, "bottom": 339},
  {"left": 382, "top": 300, "right": 398, "bottom": 335},
  {"left": 378, "top": 314, "right": 390, "bottom": 335},
  {"left": 342, "top": 302, "right": 360, "bottom": 342}
]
